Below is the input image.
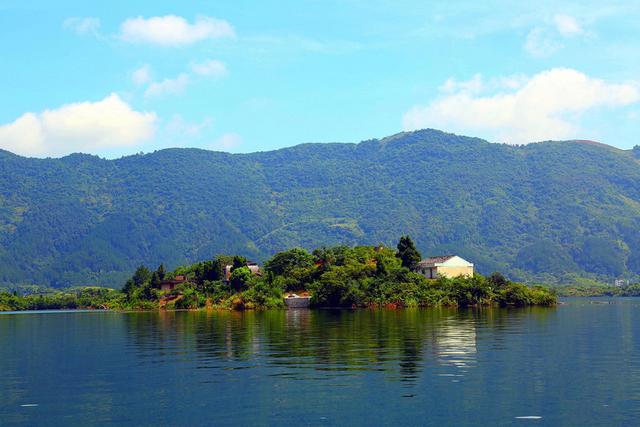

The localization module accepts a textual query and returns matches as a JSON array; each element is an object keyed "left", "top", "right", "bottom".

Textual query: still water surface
[{"left": 1, "top": 299, "right": 639, "bottom": 426}]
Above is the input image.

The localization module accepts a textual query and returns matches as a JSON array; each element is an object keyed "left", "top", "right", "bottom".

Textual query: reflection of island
[
  {"left": 284, "top": 307, "right": 311, "bottom": 329},
  {"left": 123, "top": 309, "right": 487, "bottom": 385},
  {"left": 435, "top": 318, "right": 477, "bottom": 370}
]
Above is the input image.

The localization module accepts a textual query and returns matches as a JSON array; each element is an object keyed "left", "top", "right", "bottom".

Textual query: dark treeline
[
  {"left": 555, "top": 283, "right": 640, "bottom": 297},
  {"left": 1, "top": 237, "right": 556, "bottom": 311}
]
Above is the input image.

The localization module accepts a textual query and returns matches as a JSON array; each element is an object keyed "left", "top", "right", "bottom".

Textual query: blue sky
[{"left": 1, "top": 0, "right": 639, "bottom": 157}]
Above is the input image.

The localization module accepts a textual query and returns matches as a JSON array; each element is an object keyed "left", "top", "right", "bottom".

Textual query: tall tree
[
  {"left": 150, "top": 271, "right": 161, "bottom": 289},
  {"left": 156, "top": 264, "right": 166, "bottom": 281},
  {"left": 396, "top": 235, "right": 422, "bottom": 270},
  {"left": 132, "top": 265, "right": 151, "bottom": 286}
]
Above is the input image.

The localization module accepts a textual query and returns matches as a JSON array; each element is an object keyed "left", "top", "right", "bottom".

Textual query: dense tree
[
  {"left": 230, "top": 266, "right": 252, "bottom": 292},
  {"left": 122, "top": 265, "right": 151, "bottom": 296},
  {"left": 312, "top": 247, "right": 336, "bottom": 271},
  {"left": 3, "top": 128, "right": 639, "bottom": 289},
  {"left": 150, "top": 271, "right": 161, "bottom": 289},
  {"left": 264, "top": 248, "right": 314, "bottom": 276},
  {"left": 156, "top": 264, "right": 166, "bottom": 281},
  {"left": 396, "top": 236, "right": 422, "bottom": 270},
  {"left": 232, "top": 256, "right": 248, "bottom": 271},
  {"left": 1, "top": 241, "right": 558, "bottom": 311},
  {"left": 132, "top": 265, "right": 151, "bottom": 286},
  {"left": 488, "top": 272, "right": 508, "bottom": 289}
]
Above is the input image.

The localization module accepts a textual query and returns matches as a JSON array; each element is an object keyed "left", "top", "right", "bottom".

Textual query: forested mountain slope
[{"left": 1, "top": 129, "right": 639, "bottom": 288}]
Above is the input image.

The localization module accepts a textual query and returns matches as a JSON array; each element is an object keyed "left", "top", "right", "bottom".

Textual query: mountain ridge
[
  {"left": 1, "top": 128, "right": 639, "bottom": 288},
  {"left": 0, "top": 129, "right": 632, "bottom": 161}
]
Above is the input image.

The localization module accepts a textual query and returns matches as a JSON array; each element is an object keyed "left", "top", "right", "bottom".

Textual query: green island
[{"left": 1, "top": 237, "right": 556, "bottom": 311}]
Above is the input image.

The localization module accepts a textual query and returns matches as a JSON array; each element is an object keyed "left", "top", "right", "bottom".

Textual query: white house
[{"left": 416, "top": 255, "right": 474, "bottom": 279}]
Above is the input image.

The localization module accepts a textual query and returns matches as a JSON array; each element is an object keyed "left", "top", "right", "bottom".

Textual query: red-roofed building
[{"left": 160, "top": 275, "right": 186, "bottom": 292}]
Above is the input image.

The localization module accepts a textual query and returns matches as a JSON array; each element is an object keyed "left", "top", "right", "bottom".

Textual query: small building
[
  {"left": 416, "top": 255, "right": 474, "bottom": 279},
  {"left": 614, "top": 279, "right": 629, "bottom": 288},
  {"left": 284, "top": 293, "right": 311, "bottom": 308},
  {"left": 160, "top": 275, "right": 186, "bottom": 292},
  {"left": 223, "top": 262, "right": 261, "bottom": 282}
]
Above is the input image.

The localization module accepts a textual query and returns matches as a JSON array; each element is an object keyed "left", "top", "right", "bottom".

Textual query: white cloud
[
  {"left": 524, "top": 14, "right": 587, "bottom": 57},
  {"left": 191, "top": 60, "right": 227, "bottom": 77},
  {"left": 554, "top": 14, "right": 584, "bottom": 36},
  {"left": 165, "top": 114, "right": 213, "bottom": 138},
  {"left": 144, "top": 73, "right": 190, "bottom": 97},
  {"left": 119, "top": 15, "right": 235, "bottom": 46},
  {"left": 524, "top": 27, "right": 562, "bottom": 57},
  {"left": 63, "top": 17, "right": 101, "bottom": 36},
  {"left": 140, "top": 60, "right": 226, "bottom": 97},
  {"left": 402, "top": 68, "right": 640, "bottom": 144},
  {"left": 440, "top": 74, "right": 484, "bottom": 94},
  {"left": 213, "top": 133, "right": 242, "bottom": 150},
  {"left": 440, "top": 74, "right": 529, "bottom": 94},
  {"left": 0, "top": 94, "right": 156, "bottom": 157},
  {"left": 131, "top": 64, "right": 152, "bottom": 86}
]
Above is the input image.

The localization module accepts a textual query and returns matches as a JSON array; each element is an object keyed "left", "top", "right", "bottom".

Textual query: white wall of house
[
  {"left": 439, "top": 256, "right": 473, "bottom": 268},
  {"left": 417, "top": 256, "right": 474, "bottom": 279}
]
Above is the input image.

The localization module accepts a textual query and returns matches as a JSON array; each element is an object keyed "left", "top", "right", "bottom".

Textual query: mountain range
[{"left": 1, "top": 129, "right": 639, "bottom": 288}]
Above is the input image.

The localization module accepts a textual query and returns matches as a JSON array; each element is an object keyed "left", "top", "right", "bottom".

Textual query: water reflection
[
  {"left": 435, "top": 318, "right": 477, "bottom": 370},
  {"left": 121, "top": 308, "right": 509, "bottom": 385},
  {"left": 9, "top": 302, "right": 640, "bottom": 426}
]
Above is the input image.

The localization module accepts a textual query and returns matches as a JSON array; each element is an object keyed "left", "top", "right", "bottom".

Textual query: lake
[{"left": 1, "top": 299, "right": 639, "bottom": 426}]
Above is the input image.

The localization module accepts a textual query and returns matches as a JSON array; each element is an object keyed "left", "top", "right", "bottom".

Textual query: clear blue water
[{"left": 1, "top": 299, "right": 639, "bottom": 426}]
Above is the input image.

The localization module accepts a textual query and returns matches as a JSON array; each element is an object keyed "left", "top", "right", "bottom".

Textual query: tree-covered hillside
[{"left": 1, "top": 129, "right": 639, "bottom": 288}]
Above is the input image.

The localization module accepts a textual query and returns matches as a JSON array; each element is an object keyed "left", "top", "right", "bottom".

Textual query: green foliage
[
  {"left": 396, "top": 235, "right": 422, "bottom": 270},
  {"left": 555, "top": 283, "right": 640, "bottom": 297},
  {"left": 2, "top": 129, "right": 640, "bottom": 289},
  {"left": 264, "top": 248, "right": 314, "bottom": 276},
  {"left": 515, "top": 240, "right": 578, "bottom": 274},
  {"left": 495, "top": 283, "right": 557, "bottom": 307},
  {"left": 229, "top": 266, "right": 252, "bottom": 292},
  {"left": 574, "top": 237, "right": 627, "bottom": 276},
  {"left": 0, "top": 286, "right": 125, "bottom": 311},
  {"left": 232, "top": 256, "right": 248, "bottom": 270},
  {"left": 237, "top": 280, "right": 285, "bottom": 309},
  {"left": 1, "top": 241, "right": 557, "bottom": 311},
  {"left": 123, "top": 265, "right": 152, "bottom": 296},
  {"left": 173, "top": 283, "right": 206, "bottom": 309},
  {"left": 150, "top": 271, "right": 161, "bottom": 289},
  {"left": 267, "top": 243, "right": 556, "bottom": 308},
  {"left": 431, "top": 275, "right": 492, "bottom": 306},
  {"left": 488, "top": 272, "right": 508, "bottom": 289},
  {"left": 156, "top": 264, "right": 166, "bottom": 280}
]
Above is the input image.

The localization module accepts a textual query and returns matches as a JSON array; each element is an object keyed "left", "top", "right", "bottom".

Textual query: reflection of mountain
[{"left": 435, "top": 319, "right": 477, "bottom": 370}]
